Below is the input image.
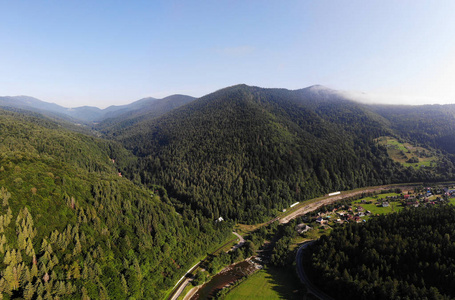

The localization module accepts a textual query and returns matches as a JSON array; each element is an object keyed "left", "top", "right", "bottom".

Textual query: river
[{"left": 190, "top": 260, "right": 258, "bottom": 299}]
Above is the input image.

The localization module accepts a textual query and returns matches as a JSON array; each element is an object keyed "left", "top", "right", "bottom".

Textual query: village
[{"left": 296, "top": 186, "right": 455, "bottom": 236}]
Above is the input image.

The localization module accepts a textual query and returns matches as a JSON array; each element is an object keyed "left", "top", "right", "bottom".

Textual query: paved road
[
  {"left": 232, "top": 231, "right": 245, "bottom": 250},
  {"left": 169, "top": 262, "right": 200, "bottom": 300},
  {"left": 170, "top": 183, "right": 420, "bottom": 300},
  {"left": 168, "top": 231, "right": 244, "bottom": 300},
  {"left": 296, "top": 241, "right": 334, "bottom": 300}
]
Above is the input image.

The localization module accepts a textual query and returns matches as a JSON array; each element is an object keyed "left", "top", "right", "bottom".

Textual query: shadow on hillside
[{"left": 264, "top": 266, "right": 306, "bottom": 299}]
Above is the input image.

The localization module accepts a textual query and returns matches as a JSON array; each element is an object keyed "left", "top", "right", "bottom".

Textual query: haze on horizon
[{"left": 1, "top": 1, "right": 455, "bottom": 108}]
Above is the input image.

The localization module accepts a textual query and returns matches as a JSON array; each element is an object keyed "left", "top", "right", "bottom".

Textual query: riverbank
[{"left": 189, "top": 258, "right": 260, "bottom": 300}]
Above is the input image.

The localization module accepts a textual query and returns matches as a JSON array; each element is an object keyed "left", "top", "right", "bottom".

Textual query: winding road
[
  {"left": 169, "top": 183, "right": 423, "bottom": 300},
  {"left": 232, "top": 231, "right": 245, "bottom": 250},
  {"left": 296, "top": 241, "right": 334, "bottom": 300}
]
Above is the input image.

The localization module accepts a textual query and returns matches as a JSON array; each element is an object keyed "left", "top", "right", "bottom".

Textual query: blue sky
[{"left": 1, "top": 1, "right": 455, "bottom": 107}]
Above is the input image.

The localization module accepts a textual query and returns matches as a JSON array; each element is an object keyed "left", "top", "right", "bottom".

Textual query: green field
[
  {"left": 354, "top": 201, "right": 402, "bottom": 215},
  {"left": 352, "top": 193, "right": 404, "bottom": 215},
  {"left": 376, "top": 136, "right": 437, "bottom": 169},
  {"left": 224, "top": 267, "right": 304, "bottom": 300}
]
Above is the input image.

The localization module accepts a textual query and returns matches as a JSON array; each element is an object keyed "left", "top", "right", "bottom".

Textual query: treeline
[
  {"left": 114, "top": 85, "right": 454, "bottom": 223},
  {"left": 372, "top": 104, "right": 455, "bottom": 156},
  {"left": 0, "top": 109, "right": 232, "bottom": 299},
  {"left": 304, "top": 205, "right": 455, "bottom": 299}
]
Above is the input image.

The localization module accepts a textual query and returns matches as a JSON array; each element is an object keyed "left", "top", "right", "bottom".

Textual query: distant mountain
[
  {"left": 95, "top": 94, "right": 196, "bottom": 135},
  {"left": 0, "top": 94, "right": 196, "bottom": 124}
]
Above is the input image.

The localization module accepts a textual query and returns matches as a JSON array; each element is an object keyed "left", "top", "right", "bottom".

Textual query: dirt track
[{"left": 279, "top": 185, "right": 416, "bottom": 224}]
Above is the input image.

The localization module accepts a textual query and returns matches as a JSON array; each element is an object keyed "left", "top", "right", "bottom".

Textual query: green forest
[
  {"left": 0, "top": 109, "right": 232, "bottom": 299},
  {"left": 112, "top": 85, "right": 455, "bottom": 223},
  {"left": 304, "top": 205, "right": 455, "bottom": 299},
  {"left": 2, "top": 84, "right": 455, "bottom": 299}
]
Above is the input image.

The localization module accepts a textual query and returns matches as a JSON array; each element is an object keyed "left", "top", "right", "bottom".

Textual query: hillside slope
[
  {"left": 96, "top": 94, "right": 196, "bottom": 135},
  {"left": 0, "top": 109, "right": 230, "bottom": 299},
  {"left": 114, "top": 85, "right": 451, "bottom": 223},
  {"left": 371, "top": 104, "right": 455, "bottom": 154}
]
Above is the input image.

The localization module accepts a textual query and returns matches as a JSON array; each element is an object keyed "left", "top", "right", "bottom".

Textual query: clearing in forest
[{"left": 376, "top": 136, "right": 437, "bottom": 168}]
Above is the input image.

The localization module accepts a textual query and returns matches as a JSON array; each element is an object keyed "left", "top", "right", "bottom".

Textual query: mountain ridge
[
  {"left": 111, "top": 84, "right": 455, "bottom": 223},
  {"left": 0, "top": 94, "right": 196, "bottom": 124}
]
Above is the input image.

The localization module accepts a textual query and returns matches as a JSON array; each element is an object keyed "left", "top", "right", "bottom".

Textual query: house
[
  {"left": 357, "top": 206, "right": 365, "bottom": 212},
  {"left": 382, "top": 202, "right": 389, "bottom": 207},
  {"left": 358, "top": 212, "right": 365, "bottom": 217},
  {"left": 404, "top": 194, "right": 410, "bottom": 200},
  {"left": 296, "top": 223, "right": 312, "bottom": 234},
  {"left": 354, "top": 216, "right": 362, "bottom": 223},
  {"left": 316, "top": 217, "right": 327, "bottom": 224},
  {"left": 216, "top": 217, "right": 224, "bottom": 222}
]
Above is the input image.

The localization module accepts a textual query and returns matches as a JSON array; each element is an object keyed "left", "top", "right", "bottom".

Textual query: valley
[{"left": 1, "top": 84, "right": 455, "bottom": 299}]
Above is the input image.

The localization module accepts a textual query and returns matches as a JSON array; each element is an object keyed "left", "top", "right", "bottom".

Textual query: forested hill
[
  {"left": 371, "top": 104, "right": 455, "bottom": 154},
  {"left": 96, "top": 94, "right": 196, "bottom": 136},
  {"left": 0, "top": 109, "right": 231, "bottom": 299},
  {"left": 113, "top": 85, "right": 455, "bottom": 223},
  {"left": 0, "top": 94, "right": 196, "bottom": 124},
  {"left": 305, "top": 205, "right": 455, "bottom": 299}
]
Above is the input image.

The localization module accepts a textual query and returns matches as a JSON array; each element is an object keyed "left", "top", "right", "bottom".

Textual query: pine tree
[
  {"left": 25, "top": 238, "right": 34, "bottom": 257},
  {"left": 17, "top": 232, "right": 26, "bottom": 251},
  {"left": 0, "top": 187, "right": 11, "bottom": 207},
  {"left": 4, "top": 265, "right": 20, "bottom": 290},
  {"left": 55, "top": 281, "right": 66, "bottom": 296},
  {"left": 98, "top": 281, "right": 109, "bottom": 300},
  {"left": 23, "top": 282, "right": 35, "bottom": 300},
  {"left": 34, "top": 280, "right": 44, "bottom": 297},
  {"left": 73, "top": 239, "right": 82, "bottom": 256},
  {"left": 31, "top": 262, "right": 39, "bottom": 279},
  {"left": 66, "top": 281, "right": 76, "bottom": 295},
  {"left": 40, "top": 239, "right": 49, "bottom": 254},
  {"left": 121, "top": 274, "right": 128, "bottom": 295},
  {"left": 81, "top": 263, "right": 89, "bottom": 280},
  {"left": 16, "top": 249, "right": 23, "bottom": 264},
  {"left": 20, "top": 267, "right": 31, "bottom": 287},
  {"left": 5, "top": 208, "right": 12, "bottom": 226},
  {"left": 81, "top": 286, "right": 90, "bottom": 300},
  {"left": 72, "top": 262, "right": 81, "bottom": 279},
  {"left": 0, "top": 278, "right": 6, "bottom": 294},
  {"left": 3, "top": 250, "right": 11, "bottom": 265}
]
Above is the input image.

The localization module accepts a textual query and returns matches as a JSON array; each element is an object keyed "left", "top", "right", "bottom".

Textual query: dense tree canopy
[
  {"left": 304, "top": 205, "right": 455, "bottom": 299},
  {"left": 113, "top": 85, "right": 455, "bottom": 223},
  {"left": 3, "top": 84, "right": 455, "bottom": 299},
  {"left": 0, "top": 109, "right": 231, "bottom": 299}
]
